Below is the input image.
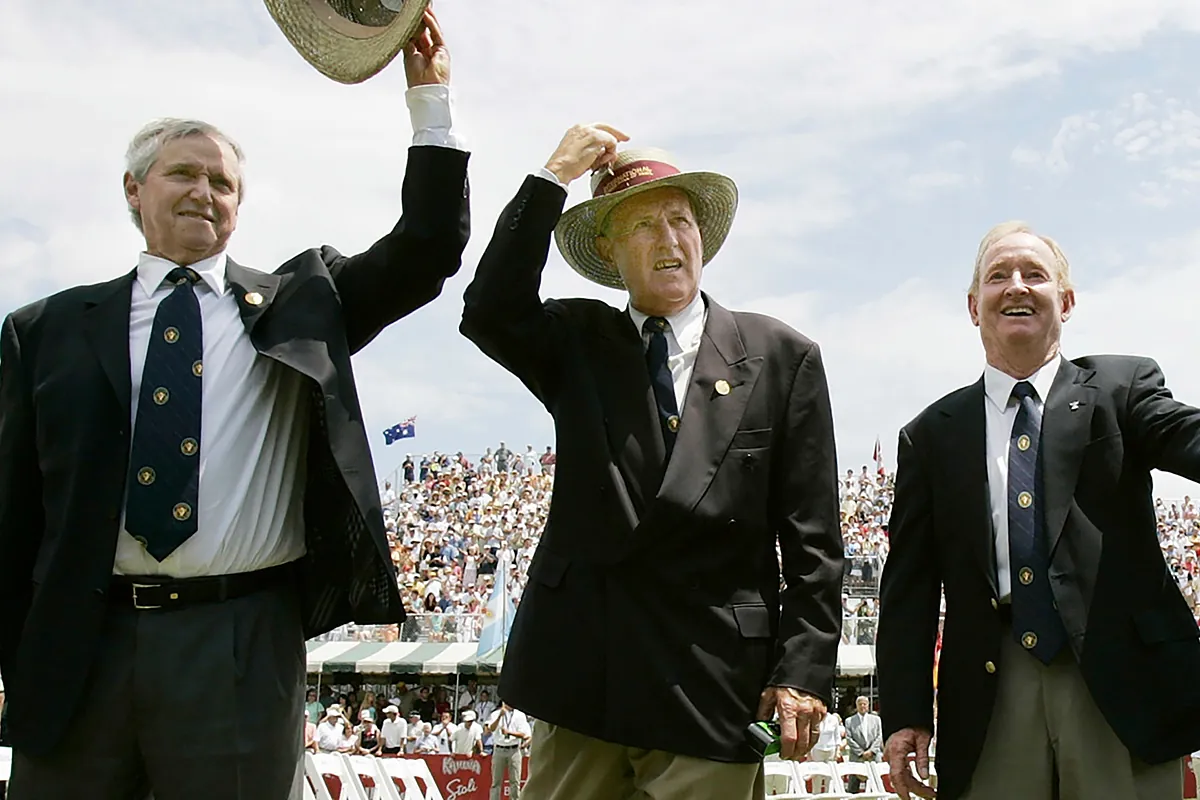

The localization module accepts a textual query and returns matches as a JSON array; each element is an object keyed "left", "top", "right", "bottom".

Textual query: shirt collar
[
  {"left": 135, "top": 251, "right": 227, "bottom": 299},
  {"left": 983, "top": 355, "right": 1062, "bottom": 411},
  {"left": 627, "top": 291, "right": 706, "bottom": 348}
]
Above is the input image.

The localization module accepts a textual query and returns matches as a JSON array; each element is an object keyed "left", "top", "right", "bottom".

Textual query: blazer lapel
[
  {"left": 1042, "top": 359, "right": 1097, "bottom": 556},
  {"left": 82, "top": 270, "right": 136, "bottom": 418},
  {"left": 656, "top": 296, "right": 763, "bottom": 511},
  {"left": 591, "top": 310, "right": 666, "bottom": 517},
  {"left": 937, "top": 380, "right": 997, "bottom": 596},
  {"left": 225, "top": 258, "right": 282, "bottom": 338}
]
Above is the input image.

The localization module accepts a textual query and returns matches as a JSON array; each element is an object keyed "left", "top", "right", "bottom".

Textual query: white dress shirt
[
  {"left": 627, "top": 291, "right": 707, "bottom": 412},
  {"left": 984, "top": 357, "right": 1061, "bottom": 599},
  {"left": 115, "top": 85, "right": 464, "bottom": 578},
  {"left": 487, "top": 707, "right": 531, "bottom": 747}
]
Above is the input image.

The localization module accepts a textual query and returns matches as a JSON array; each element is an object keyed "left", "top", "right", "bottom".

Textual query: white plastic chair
[
  {"left": 308, "top": 751, "right": 370, "bottom": 800},
  {"left": 344, "top": 754, "right": 383, "bottom": 799},
  {"left": 0, "top": 746, "right": 11, "bottom": 782},
  {"left": 377, "top": 756, "right": 443, "bottom": 800},
  {"left": 833, "top": 761, "right": 893, "bottom": 799},
  {"left": 369, "top": 757, "right": 405, "bottom": 800},
  {"left": 793, "top": 761, "right": 852, "bottom": 799},
  {"left": 407, "top": 757, "right": 446, "bottom": 800},
  {"left": 764, "top": 759, "right": 807, "bottom": 797}
]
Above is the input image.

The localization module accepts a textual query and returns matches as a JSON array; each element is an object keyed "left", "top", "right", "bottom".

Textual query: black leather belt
[{"left": 109, "top": 563, "right": 294, "bottom": 610}]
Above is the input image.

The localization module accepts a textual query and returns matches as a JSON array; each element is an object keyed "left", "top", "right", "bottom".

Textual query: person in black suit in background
[
  {"left": 877, "top": 221, "right": 1200, "bottom": 800},
  {"left": 460, "top": 123, "right": 843, "bottom": 800},
  {"left": 0, "top": 10, "right": 469, "bottom": 799}
]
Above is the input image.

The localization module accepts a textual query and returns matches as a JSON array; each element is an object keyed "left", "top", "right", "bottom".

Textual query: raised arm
[{"left": 459, "top": 123, "right": 627, "bottom": 404}]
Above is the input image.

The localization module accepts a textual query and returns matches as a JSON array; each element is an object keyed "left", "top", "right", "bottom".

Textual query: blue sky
[{"left": 3, "top": 0, "right": 1200, "bottom": 497}]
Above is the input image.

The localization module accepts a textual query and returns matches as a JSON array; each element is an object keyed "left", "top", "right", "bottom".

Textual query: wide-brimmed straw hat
[
  {"left": 554, "top": 147, "right": 738, "bottom": 290},
  {"left": 264, "top": 0, "right": 430, "bottom": 84}
]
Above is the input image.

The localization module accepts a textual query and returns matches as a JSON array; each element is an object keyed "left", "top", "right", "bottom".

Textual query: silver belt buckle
[{"left": 131, "top": 583, "right": 163, "bottom": 610}]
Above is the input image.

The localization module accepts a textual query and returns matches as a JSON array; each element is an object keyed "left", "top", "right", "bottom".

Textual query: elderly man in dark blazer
[
  {"left": 0, "top": 11, "right": 469, "bottom": 799},
  {"left": 877, "top": 221, "right": 1200, "bottom": 800},
  {"left": 460, "top": 122, "right": 843, "bottom": 800}
]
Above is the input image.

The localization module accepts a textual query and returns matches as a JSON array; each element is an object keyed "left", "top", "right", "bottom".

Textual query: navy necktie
[
  {"left": 125, "top": 266, "right": 204, "bottom": 561},
  {"left": 643, "top": 316, "right": 680, "bottom": 457},
  {"left": 1007, "top": 380, "right": 1067, "bottom": 663}
]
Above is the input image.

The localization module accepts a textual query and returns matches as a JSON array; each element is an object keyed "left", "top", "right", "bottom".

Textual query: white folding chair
[
  {"left": 833, "top": 761, "right": 893, "bottom": 799},
  {"left": 406, "top": 757, "right": 446, "bottom": 800},
  {"left": 377, "top": 756, "right": 443, "bottom": 800},
  {"left": 867, "top": 762, "right": 901, "bottom": 799},
  {"left": 763, "top": 759, "right": 807, "bottom": 797},
  {"left": 368, "top": 757, "right": 404, "bottom": 800},
  {"left": 793, "top": 761, "right": 852, "bottom": 799},
  {"left": 373, "top": 757, "right": 413, "bottom": 800},
  {"left": 302, "top": 772, "right": 319, "bottom": 800},
  {"left": 0, "top": 746, "right": 11, "bottom": 783},
  {"left": 344, "top": 754, "right": 383, "bottom": 799},
  {"left": 309, "top": 751, "right": 370, "bottom": 800},
  {"left": 305, "top": 752, "right": 337, "bottom": 800}
]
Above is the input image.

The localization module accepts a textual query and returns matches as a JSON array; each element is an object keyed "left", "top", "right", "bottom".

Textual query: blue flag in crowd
[
  {"left": 477, "top": 551, "right": 516, "bottom": 656},
  {"left": 383, "top": 417, "right": 416, "bottom": 445}
]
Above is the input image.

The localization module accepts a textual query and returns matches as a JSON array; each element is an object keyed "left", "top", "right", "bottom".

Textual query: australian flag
[{"left": 383, "top": 416, "right": 416, "bottom": 445}]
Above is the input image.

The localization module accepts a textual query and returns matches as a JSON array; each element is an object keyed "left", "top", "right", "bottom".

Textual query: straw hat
[
  {"left": 263, "top": 0, "right": 430, "bottom": 84},
  {"left": 553, "top": 147, "right": 738, "bottom": 290}
]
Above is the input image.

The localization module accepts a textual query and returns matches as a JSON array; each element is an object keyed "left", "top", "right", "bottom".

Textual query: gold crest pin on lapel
[
  {"left": 244, "top": 291, "right": 264, "bottom": 306},
  {"left": 1069, "top": 401, "right": 1081, "bottom": 411},
  {"left": 714, "top": 379, "right": 731, "bottom": 396}
]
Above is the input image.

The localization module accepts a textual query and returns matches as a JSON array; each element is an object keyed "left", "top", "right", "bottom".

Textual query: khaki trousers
[
  {"left": 961, "top": 632, "right": 1183, "bottom": 800},
  {"left": 491, "top": 744, "right": 524, "bottom": 800},
  {"left": 520, "top": 723, "right": 764, "bottom": 800}
]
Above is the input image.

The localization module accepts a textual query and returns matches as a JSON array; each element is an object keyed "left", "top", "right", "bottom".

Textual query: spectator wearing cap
[
  {"left": 380, "top": 706, "right": 406, "bottom": 755},
  {"left": 452, "top": 710, "right": 484, "bottom": 756}
]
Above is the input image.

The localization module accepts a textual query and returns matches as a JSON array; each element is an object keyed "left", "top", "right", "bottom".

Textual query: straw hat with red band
[
  {"left": 553, "top": 147, "right": 738, "bottom": 290},
  {"left": 263, "top": 0, "right": 430, "bottom": 85}
]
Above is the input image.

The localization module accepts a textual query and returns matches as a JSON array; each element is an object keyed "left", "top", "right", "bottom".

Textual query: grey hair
[
  {"left": 969, "top": 220, "right": 1073, "bottom": 297},
  {"left": 124, "top": 118, "right": 246, "bottom": 232}
]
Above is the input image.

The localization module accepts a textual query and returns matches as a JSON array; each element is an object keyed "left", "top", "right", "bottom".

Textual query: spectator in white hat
[
  {"left": 452, "top": 710, "right": 484, "bottom": 756},
  {"left": 315, "top": 709, "right": 344, "bottom": 754},
  {"left": 380, "top": 706, "right": 406, "bottom": 755}
]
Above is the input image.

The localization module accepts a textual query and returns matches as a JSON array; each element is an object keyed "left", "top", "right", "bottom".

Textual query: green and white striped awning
[{"left": 305, "top": 641, "right": 481, "bottom": 675}]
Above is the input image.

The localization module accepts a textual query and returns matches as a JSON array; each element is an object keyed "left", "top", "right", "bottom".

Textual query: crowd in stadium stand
[{"left": 375, "top": 447, "right": 1200, "bottom": 639}]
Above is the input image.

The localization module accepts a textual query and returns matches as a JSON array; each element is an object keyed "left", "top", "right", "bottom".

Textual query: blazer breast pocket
[{"left": 729, "top": 428, "right": 771, "bottom": 451}]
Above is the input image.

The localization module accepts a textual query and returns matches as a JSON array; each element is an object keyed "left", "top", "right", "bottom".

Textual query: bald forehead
[{"left": 982, "top": 232, "right": 1056, "bottom": 270}]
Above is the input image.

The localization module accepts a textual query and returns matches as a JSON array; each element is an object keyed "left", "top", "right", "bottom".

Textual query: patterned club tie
[
  {"left": 643, "top": 316, "right": 680, "bottom": 458},
  {"left": 124, "top": 266, "right": 204, "bottom": 561},
  {"left": 1007, "top": 380, "right": 1068, "bottom": 664}
]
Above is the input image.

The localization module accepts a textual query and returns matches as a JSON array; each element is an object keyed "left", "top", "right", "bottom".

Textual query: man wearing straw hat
[
  {"left": 460, "top": 124, "right": 844, "bottom": 798},
  {"left": 0, "top": 7, "right": 469, "bottom": 799}
]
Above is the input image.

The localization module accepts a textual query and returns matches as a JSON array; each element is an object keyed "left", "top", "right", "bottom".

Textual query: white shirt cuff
[
  {"left": 406, "top": 84, "right": 466, "bottom": 151},
  {"left": 534, "top": 166, "right": 568, "bottom": 191}
]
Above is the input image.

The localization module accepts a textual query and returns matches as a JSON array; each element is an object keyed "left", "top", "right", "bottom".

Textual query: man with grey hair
[
  {"left": 0, "top": 9, "right": 469, "bottom": 799},
  {"left": 461, "top": 123, "right": 842, "bottom": 799},
  {"left": 878, "top": 221, "right": 1200, "bottom": 799}
]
